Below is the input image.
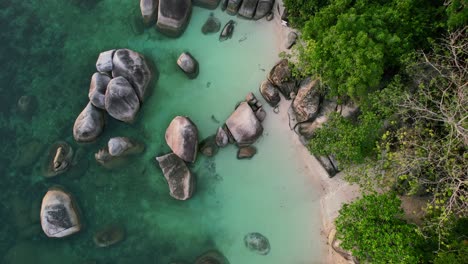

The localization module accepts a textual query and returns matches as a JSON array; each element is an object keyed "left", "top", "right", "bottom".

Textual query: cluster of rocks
[
  {"left": 260, "top": 59, "right": 359, "bottom": 177},
  {"left": 73, "top": 49, "right": 153, "bottom": 143},
  {"left": 222, "top": 0, "right": 275, "bottom": 20}
]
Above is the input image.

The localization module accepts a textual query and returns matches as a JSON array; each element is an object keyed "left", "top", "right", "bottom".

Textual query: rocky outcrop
[
  {"left": 286, "top": 31, "right": 298, "bottom": 49},
  {"left": 219, "top": 20, "right": 236, "bottom": 41},
  {"left": 156, "top": 0, "right": 192, "bottom": 37},
  {"left": 317, "top": 155, "right": 339, "bottom": 177},
  {"left": 244, "top": 232, "right": 270, "bottom": 255},
  {"left": 259, "top": 80, "right": 280, "bottom": 107},
  {"left": 112, "top": 49, "right": 152, "bottom": 102},
  {"left": 295, "top": 99, "right": 337, "bottom": 142},
  {"left": 140, "top": 0, "right": 158, "bottom": 26},
  {"left": 88, "top": 72, "right": 111, "bottom": 109},
  {"left": 156, "top": 153, "right": 195, "bottom": 200},
  {"left": 199, "top": 136, "right": 219, "bottom": 157},
  {"left": 255, "top": 108, "right": 266, "bottom": 122},
  {"left": 194, "top": 250, "right": 230, "bottom": 264},
  {"left": 238, "top": 0, "right": 259, "bottom": 19},
  {"left": 105, "top": 77, "right": 141, "bottom": 123},
  {"left": 42, "top": 141, "right": 74, "bottom": 178},
  {"left": 73, "top": 102, "right": 105, "bottom": 143},
  {"left": 237, "top": 146, "right": 257, "bottom": 159},
  {"left": 93, "top": 225, "right": 125, "bottom": 247},
  {"left": 215, "top": 127, "right": 229, "bottom": 147},
  {"left": 96, "top": 49, "right": 115, "bottom": 73},
  {"left": 40, "top": 187, "right": 81, "bottom": 238},
  {"left": 193, "top": 0, "right": 220, "bottom": 9},
  {"left": 202, "top": 13, "right": 221, "bottom": 34},
  {"left": 226, "top": 0, "right": 242, "bottom": 15},
  {"left": 95, "top": 137, "right": 144, "bottom": 168},
  {"left": 165, "top": 116, "right": 199, "bottom": 163},
  {"left": 177, "top": 52, "right": 199, "bottom": 79},
  {"left": 253, "top": 0, "right": 274, "bottom": 20},
  {"left": 226, "top": 102, "right": 263, "bottom": 146},
  {"left": 268, "top": 59, "right": 297, "bottom": 99},
  {"left": 290, "top": 78, "right": 321, "bottom": 126}
]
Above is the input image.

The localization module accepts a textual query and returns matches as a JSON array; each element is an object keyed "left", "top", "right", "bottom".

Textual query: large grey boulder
[
  {"left": 88, "top": 72, "right": 111, "bottom": 109},
  {"left": 156, "top": 153, "right": 195, "bottom": 200},
  {"left": 105, "top": 76, "right": 141, "bottom": 123},
  {"left": 140, "top": 0, "right": 158, "bottom": 25},
  {"left": 268, "top": 59, "right": 297, "bottom": 99},
  {"left": 177, "top": 52, "right": 199, "bottom": 79},
  {"left": 291, "top": 78, "right": 321, "bottom": 124},
  {"left": 193, "top": 0, "right": 220, "bottom": 9},
  {"left": 40, "top": 187, "right": 81, "bottom": 238},
  {"left": 156, "top": 0, "right": 192, "bottom": 37},
  {"left": 286, "top": 31, "right": 298, "bottom": 49},
  {"left": 112, "top": 49, "right": 152, "bottom": 102},
  {"left": 96, "top": 49, "right": 115, "bottom": 73},
  {"left": 296, "top": 99, "right": 337, "bottom": 141},
  {"left": 165, "top": 116, "right": 199, "bottom": 163},
  {"left": 226, "top": 102, "right": 263, "bottom": 146},
  {"left": 259, "top": 80, "right": 280, "bottom": 107},
  {"left": 226, "top": 0, "right": 242, "bottom": 15},
  {"left": 73, "top": 102, "right": 105, "bottom": 143},
  {"left": 253, "top": 0, "right": 274, "bottom": 20},
  {"left": 238, "top": 0, "right": 259, "bottom": 19}
]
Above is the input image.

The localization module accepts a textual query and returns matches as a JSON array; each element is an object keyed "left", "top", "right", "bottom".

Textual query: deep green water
[{"left": 0, "top": 1, "right": 323, "bottom": 263}]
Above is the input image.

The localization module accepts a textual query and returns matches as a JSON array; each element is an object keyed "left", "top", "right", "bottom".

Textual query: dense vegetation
[{"left": 284, "top": 0, "right": 467, "bottom": 262}]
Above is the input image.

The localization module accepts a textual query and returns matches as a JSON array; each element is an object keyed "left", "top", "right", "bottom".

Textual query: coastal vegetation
[{"left": 285, "top": 0, "right": 467, "bottom": 262}]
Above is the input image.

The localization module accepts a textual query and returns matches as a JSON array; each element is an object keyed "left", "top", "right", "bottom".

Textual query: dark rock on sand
[
  {"left": 165, "top": 116, "right": 199, "bottom": 163},
  {"left": 105, "top": 76, "right": 141, "bottom": 123},
  {"left": 202, "top": 13, "right": 221, "bottom": 34},
  {"left": 177, "top": 52, "right": 199, "bottom": 79},
  {"left": 73, "top": 102, "right": 105, "bottom": 143},
  {"left": 219, "top": 20, "right": 236, "bottom": 41},
  {"left": 254, "top": 0, "right": 274, "bottom": 20},
  {"left": 156, "top": 153, "right": 195, "bottom": 200},
  {"left": 244, "top": 232, "right": 270, "bottom": 255},
  {"left": 268, "top": 59, "right": 296, "bottom": 99},
  {"left": 286, "top": 31, "right": 298, "bottom": 49},
  {"left": 237, "top": 146, "right": 257, "bottom": 159},
  {"left": 259, "top": 80, "right": 280, "bottom": 107},
  {"left": 238, "top": 0, "right": 259, "bottom": 19},
  {"left": 88, "top": 72, "right": 111, "bottom": 109},
  {"left": 156, "top": 0, "right": 192, "bottom": 37}
]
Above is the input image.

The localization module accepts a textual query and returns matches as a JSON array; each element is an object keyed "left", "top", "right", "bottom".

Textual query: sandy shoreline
[{"left": 269, "top": 4, "right": 361, "bottom": 263}]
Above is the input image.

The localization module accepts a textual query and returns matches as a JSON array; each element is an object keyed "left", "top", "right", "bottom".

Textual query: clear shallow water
[{"left": 0, "top": 1, "right": 323, "bottom": 263}]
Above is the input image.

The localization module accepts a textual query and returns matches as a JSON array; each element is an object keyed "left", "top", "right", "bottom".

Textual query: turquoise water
[{"left": 1, "top": 1, "right": 323, "bottom": 263}]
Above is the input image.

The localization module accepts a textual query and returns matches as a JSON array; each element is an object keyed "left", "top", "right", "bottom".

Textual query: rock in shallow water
[
  {"left": 140, "top": 0, "right": 158, "bottom": 26},
  {"left": 253, "top": 0, "right": 274, "bottom": 20},
  {"left": 193, "top": 0, "right": 220, "bottom": 9},
  {"left": 244, "top": 232, "right": 270, "bottom": 255},
  {"left": 156, "top": 0, "right": 192, "bottom": 37},
  {"left": 202, "top": 13, "right": 221, "bottom": 34},
  {"left": 93, "top": 224, "right": 125, "bottom": 247},
  {"left": 88, "top": 72, "right": 111, "bottom": 109},
  {"left": 194, "top": 250, "right": 230, "bottom": 264},
  {"left": 165, "top": 116, "right": 199, "bottom": 163},
  {"left": 219, "top": 20, "right": 235, "bottom": 41},
  {"left": 73, "top": 102, "right": 105, "bottom": 143},
  {"left": 156, "top": 153, "right": 195, "bottom": 200},
  {"left": 40, "top": 187, "right": 81, "bottom": 238},
  {"left": 42, "top": 141, "right": 74, "bottom": 178},
  {"left": 105, "top": 76, "right": 141, "bottom": 123},
  {"left": 237, "top": 146, "right": 257, "bottom": 159},
  {"left": 177, "top": 52, "right": 199, "bottom": 79},
  {"left": 200, "top": 136, "right": 218, "bottom": 157},
  {"left": 215, "top": 127, "right": 229, "bottom": 147},
  {"left": 112, "top": 49, "right": 152, "bottom": 102}
]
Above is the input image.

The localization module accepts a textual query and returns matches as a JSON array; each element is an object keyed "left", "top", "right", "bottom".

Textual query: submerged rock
[
  {"left": 140, "top": 0, "right": 158, "bottom": 26},
  {"left": 95, "top": 137, "right": 144, "bottom": 168},
  {"left": 226, "top": 0, "right": 242, "bottom": 15},
  {"left": 88, "top": 72, "right": 111, "bottom": 109},
  {"left": 194, "top": 250, "right": 230, "bottom": 264},
  {"left": 268, "top": 59, "right": 297, "bottom": 99},
  {"left": 13, "top": 139, "right": 44, "bottom": 168},
  {"left": 215, "top": 127, "right": 229, "bottom": 147},
  {"left": 244, "top": 232, "right": 270, "bottom": 255},
  {"left": 237, "top": 146, "right": 257, "bottom": 159},
  {"left": 17, "top": 95, "right": 38, "bottom": 118},
  {"left": 202, "top": 13, "right": 221, "bottom": 34},
  {"left": 219, "top": 20, "right": 236, "bottom": 41},
  {"left": 259, "top": 80, "right": 280, "bottom": 107},
  {"left": 177, "top": 52, "right": 199, "bottom": 79},
  {"left": 286, "top": 31, "right": 298, "bottom": 49},
  {"left": 40, "top": 187, "right": 81, "bottom": 238},
  {"left": 112, "top": 49, "right": 152, "bottom": 102},
  {"left": 253, "top": 0, "right": 274, "bottom": 20},
  {"left": 73, "top": 102, "right": 105, "bottom": 143},
  {"left": 96, "top": 49, "right": 115, "bottom": 73},
  {"left": 93, "top": 224, "right": 125, "bottom": 247},
  {"left": 156, "top": 0, "right": 192, "bottom": 37},
  {"left": 238, "top": 0, "right": 259, "bottom": 19},
  {"left": 165, "top": 116, "right": 199, "bottom": 162},
  {"left": 226, "top": 102, "right": 263, "bottom": 146},
  {"left": 200, "top": 136, "right": 219, "bottom": 157},
  {"left": 105, "top": 76, "right": 141, "bottom": 123},
  {"left": 193, "top": 0, "right": 220, "bottom": 9},
  {"left": 156, "top": 153, "right": 195, "bottom": 200},
  {"left": 291, "top": 78, "right": 321, "bottom": 125},
  {"left": 42, "top": 141, "right": 74, "bottom": 178}
]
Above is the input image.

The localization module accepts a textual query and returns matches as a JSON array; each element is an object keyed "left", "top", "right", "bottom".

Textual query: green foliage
[
  {"left": 283, "top": 0, "right": 329, "bottom": 28},
  {"left": 335, "top": 193, "right": 427, "bottom": 263},
  {"left": 446, "top": 0, "right": 468, "bottom": 29},
  {"left": 291, "top": 0, "right": 441, "bottom": 99}
]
